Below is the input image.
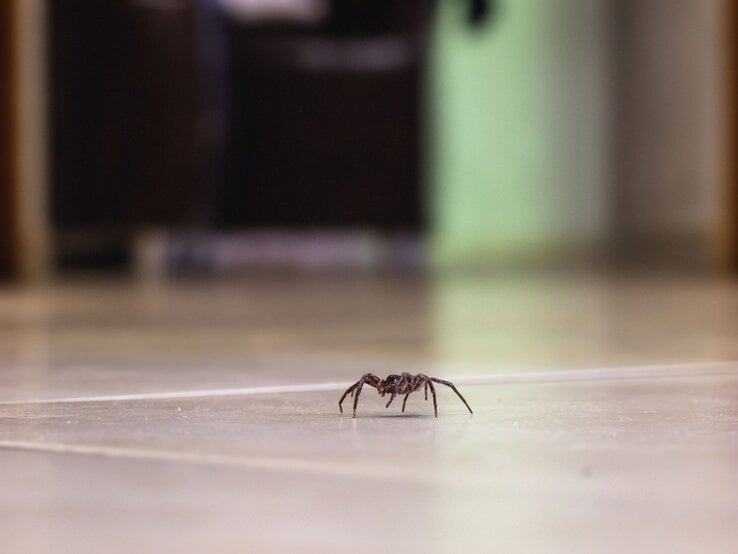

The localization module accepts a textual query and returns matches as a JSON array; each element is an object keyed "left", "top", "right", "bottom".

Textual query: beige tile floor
[{"left": 0, "top": 274, "right": 737, "bottom": 553}]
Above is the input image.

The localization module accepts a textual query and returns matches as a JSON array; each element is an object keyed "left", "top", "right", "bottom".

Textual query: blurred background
[
  {"left": 2, "top": 4, "right": 738, "bottom": 552},
  {"left": 1, "top": 0, "right": 735, "bottom": 280}
]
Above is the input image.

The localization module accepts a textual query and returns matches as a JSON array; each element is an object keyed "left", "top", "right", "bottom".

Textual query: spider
[{"left": 338, "top": 372, "right": 473, "bottom": 418}]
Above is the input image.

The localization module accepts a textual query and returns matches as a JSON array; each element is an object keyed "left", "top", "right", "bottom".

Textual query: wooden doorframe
[
  {"left": 0, "top": 0, "right": 18, "bottom": 278},
  {"left": 726, "top": 0, "right": 738, "bottom": 272},
  {"left": 0, "top": 0, "right": 50, "bottom": 281}
]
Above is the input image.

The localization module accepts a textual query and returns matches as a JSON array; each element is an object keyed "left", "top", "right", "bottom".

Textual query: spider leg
[
  {"left": 430, "top": 377, "right": 473, "bottom": 414},
  {"left": 401, "top": 392, "right": 412, "bottom": 412},
  {"left": 426, "top": 377, "right": 438, "bottom": 417},
  {"left": 385, "top": 392, "right": 397, "bottom": 409},
  {"left": 340, "top": 374, "right": 381, "bottom": 417},
  {"left": 352, "top": 376, "right": 371, "bottom": 418},
  {"left": 402, "top": 374, "right": 425, "bottom": 412},
  {"left": 338, "top": 381, "right": 360, "bottom": 414}
]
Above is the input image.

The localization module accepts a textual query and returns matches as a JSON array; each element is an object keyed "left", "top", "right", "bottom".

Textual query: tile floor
[{"left": 0, "top": 274, "right": 737, "bottom": 553}]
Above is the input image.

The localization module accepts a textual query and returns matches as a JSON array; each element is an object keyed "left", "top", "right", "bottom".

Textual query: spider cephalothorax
[
  {"left": 376, "top": 374, "right": 402, "bottom": 396},
  {"left": 339, "top": 372, "right": 473, "bottom": 418}
]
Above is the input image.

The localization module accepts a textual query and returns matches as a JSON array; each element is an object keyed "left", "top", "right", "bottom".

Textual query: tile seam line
[
  {"left": 0, "top": 360, "right": 736, "bottom": 406},
  {"left": 0, "top": 440, "right": 429, "bottom": 483}
]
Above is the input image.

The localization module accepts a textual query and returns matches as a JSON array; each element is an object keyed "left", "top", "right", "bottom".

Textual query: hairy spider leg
[
  {"left": 401, "top": 392, "right": 411, "bottom": 412},
  {"left": 339, "top": 373, "right": 379, "bottom": 415},
  {"left": 425, "top": 377, "right": 438, "bottom": 417},
  {"left": 430, "top": 377, "right": 474, "bottom": 414},
  {"left": 352, "top": 377, "right": 368, "bottom": 418},
  {"left": 385, "top": 392, "right": 397, "bottom": 408},
  {"left": 351, "top": 373, "right": 380, "bottom": 418},
  {"left": 338, "top": 381, "right": 360, "bottom": 414},
  {"left": 401, "top": 374, "right": 424, "bottom": 412}
]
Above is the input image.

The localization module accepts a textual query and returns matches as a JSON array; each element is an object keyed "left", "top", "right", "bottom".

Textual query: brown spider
[{"left": 338, "top": 372, "right": 473, "bottom": 418}]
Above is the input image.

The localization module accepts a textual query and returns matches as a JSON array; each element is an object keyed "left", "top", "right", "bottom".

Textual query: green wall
[{"left": 430, "top": 0, "right": 611, "bottom": 268}]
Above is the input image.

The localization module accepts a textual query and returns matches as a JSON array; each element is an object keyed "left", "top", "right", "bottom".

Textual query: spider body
[{"left": 339, "top": 372, "right": 473, "bottom": 418}]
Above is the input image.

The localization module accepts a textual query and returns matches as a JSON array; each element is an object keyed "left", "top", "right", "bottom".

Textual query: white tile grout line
[
  {"left": 0, "top": 360, "right": 736, "bottom": 406},
  {"left": 0, "top": 382, "right": 350, "bottom": 405}
]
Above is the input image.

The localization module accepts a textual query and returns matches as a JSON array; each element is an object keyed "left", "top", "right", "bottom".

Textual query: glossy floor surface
[{"left": 1, "top": 274, "right": 737, "bottom": 553}]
